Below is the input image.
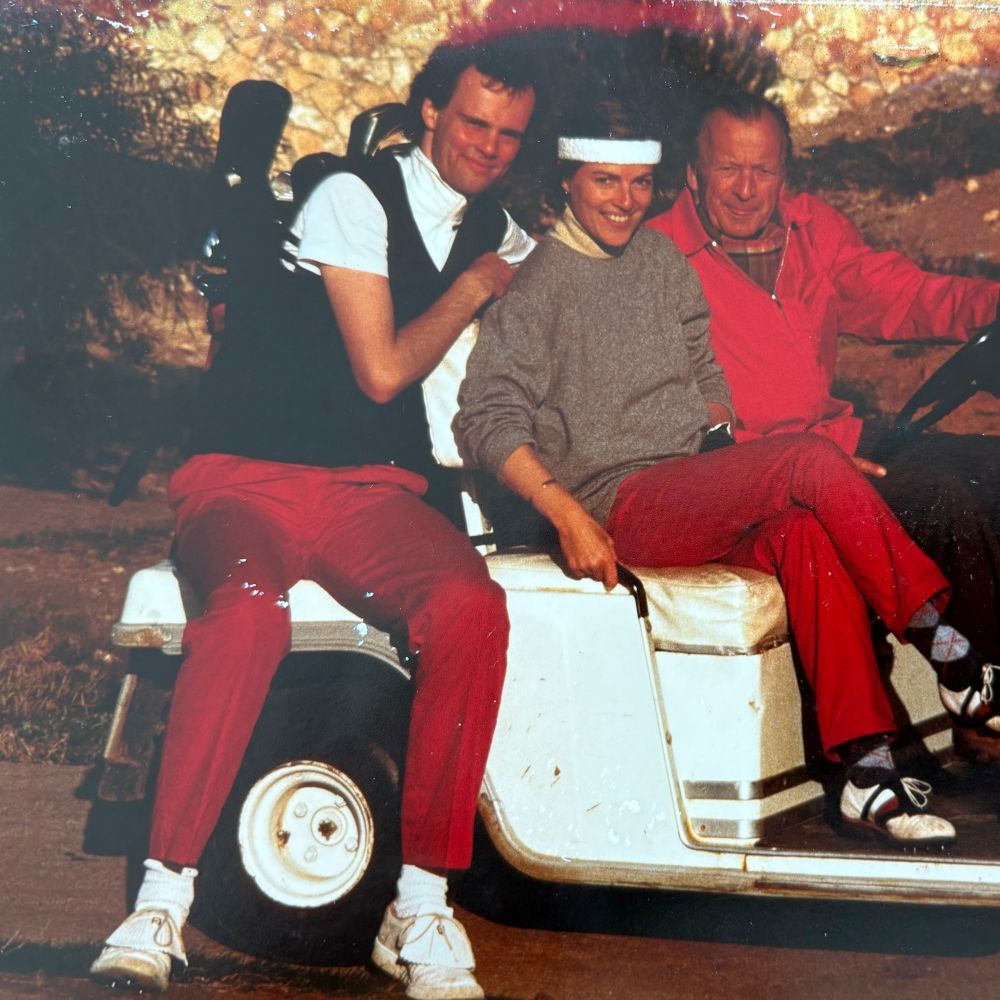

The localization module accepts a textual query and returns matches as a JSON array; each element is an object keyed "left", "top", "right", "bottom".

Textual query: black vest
[{"left": 189, "top": 151, "right": 507, "bottom": 501}]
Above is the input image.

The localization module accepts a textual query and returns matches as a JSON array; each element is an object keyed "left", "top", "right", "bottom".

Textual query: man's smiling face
[
  {"left": 688, "top": 109, "right": 786, "bottom": 240},
  {"left": 420, "top": 66, "right": 535, "bottom": 197}
]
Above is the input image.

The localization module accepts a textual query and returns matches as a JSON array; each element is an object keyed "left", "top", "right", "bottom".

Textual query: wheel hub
[{"left": 238, "top": 760, "right": 375, "bottom": 908}]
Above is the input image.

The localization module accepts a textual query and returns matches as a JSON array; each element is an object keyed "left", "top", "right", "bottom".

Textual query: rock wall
[
  {"left": 132, "top": 0, "right": 467, "bottom": 167},
  {"left": 116, "top": 0, "right": 1000, "bottom": 168},
  {"left": 759, "top": 3, "right": 1000, "bottom": 139}
]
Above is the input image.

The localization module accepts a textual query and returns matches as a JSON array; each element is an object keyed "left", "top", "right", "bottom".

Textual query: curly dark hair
[{"left": 403, "top": 37, "right": 540, "bottom": 141}]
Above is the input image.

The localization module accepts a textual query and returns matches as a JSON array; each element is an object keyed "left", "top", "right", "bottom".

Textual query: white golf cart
[{"left": 94, "top": 81, "right": 1000, "bottom": 965}]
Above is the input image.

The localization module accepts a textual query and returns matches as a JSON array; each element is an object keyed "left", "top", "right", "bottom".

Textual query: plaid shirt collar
[{"left": 696, "top": 199, "right": 786, "bottom": 294}]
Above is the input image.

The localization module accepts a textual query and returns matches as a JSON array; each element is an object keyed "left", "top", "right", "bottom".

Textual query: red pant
[
  {"left": 149, "top": 454, "right": 509, "bottom": 870},
  {"left": 607, "top": 434, "right": 949, "bottom": 755}
]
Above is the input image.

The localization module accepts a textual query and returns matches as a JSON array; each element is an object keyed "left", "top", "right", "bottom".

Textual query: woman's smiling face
[{"left": 564, "top": 162, "right": 655, "bottom": 250}]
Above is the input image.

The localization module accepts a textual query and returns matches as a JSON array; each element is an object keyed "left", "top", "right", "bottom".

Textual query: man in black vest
[{"left": 92, "top": 41, "right": 537, "bottom": 1000}]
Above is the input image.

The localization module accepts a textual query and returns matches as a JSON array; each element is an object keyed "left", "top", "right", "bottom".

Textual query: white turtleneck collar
[
  {"left": 549, "top": 204, "right": 615, "bottom": 260},
  {"left": 398, "top": 146, "right": 469, "bottom": 270}
]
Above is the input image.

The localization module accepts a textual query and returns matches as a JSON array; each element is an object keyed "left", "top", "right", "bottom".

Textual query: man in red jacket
[{"left": 646, "top": 89, "right": 1000, "bottom": 744}]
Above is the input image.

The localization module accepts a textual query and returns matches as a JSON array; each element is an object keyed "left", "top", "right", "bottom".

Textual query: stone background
[{"left": 114, "top": 1, "right": 1000, "bottom": 169}]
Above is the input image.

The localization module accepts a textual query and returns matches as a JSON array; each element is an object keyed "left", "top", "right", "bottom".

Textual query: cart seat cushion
[
  {"left": 485, "top": 552, "right": 788, "bottom": 655},
  {"left": 117, "top": 561, "right": 359, "bottom": 627},
  {"left": 119, "top": 555, "right": 789, "bottom": 657},
  {"left": 636, "top": 563, "right": 788, "bottom": 654}
]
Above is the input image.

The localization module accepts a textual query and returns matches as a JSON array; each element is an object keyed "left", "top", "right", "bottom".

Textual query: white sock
[
  {"left": 394, "top": 864, "right": 448, "bottom": 918},
  {"left": 134, "top": 859, "right": 198, "bottom": 929}
]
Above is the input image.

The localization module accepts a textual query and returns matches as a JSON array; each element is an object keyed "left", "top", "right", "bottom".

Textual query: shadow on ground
[
  {"left": 796, "top": 102, "right": 1000, "bottom": 201},
  {"left": 0, "top": 352, "right": 196, "bottom": 495}
]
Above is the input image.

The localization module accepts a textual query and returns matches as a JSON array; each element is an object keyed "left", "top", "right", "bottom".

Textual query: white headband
[{"left": 557, "top": 136, "right": 662, "bottom": 165}]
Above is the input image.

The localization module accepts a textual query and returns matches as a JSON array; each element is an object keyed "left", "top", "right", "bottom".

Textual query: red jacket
[{"left": 647, "top": 189, "right": 999, "bottom": 454}]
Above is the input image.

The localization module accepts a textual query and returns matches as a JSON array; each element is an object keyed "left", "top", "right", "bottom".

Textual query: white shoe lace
[
  {"left": 150, "top": 914, "right": 177, "bottom": 950},
  {"left": 981, "top": 664, "right": 995, "bottom": 705},
  {"left": 899, "top": 776, "right": 932, "bottom": 811}
]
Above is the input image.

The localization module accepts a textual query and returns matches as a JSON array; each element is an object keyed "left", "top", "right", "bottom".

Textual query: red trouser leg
[
  {"left": 724, "top": 509, "right": 894, "bottom": 752},
  {"left": 149, "top": 482, "right": 298, "bottom": 866},
  {"left": 305, "top": 476, "right": 509, "bottom": 871},
  {"left": 150, "top": 456, "right": 508, "bottom": 871},
  {"left": 606, "top": 434, "right": 951, "bottom": 756}
]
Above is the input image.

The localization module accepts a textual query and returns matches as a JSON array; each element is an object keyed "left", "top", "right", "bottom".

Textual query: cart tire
[{"left": 191, "top": 657, "right": 409, "bottom": 964}]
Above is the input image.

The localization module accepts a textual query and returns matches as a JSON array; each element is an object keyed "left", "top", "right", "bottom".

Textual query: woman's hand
[
  {"left": 554, "top": 504, "right": 619, "bottom": 590},
  {"left": 498, "top": 444, "right": 619, "bottom": 590},
  {"left": 706, "top": 400, "right": 733, "bottom": 429}
]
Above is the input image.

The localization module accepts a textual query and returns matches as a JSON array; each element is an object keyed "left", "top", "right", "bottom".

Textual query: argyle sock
[
  {"left": 394, "top": 864, "right": 449, "bottom": 918},
  {"left": 839, "top": 735, "right": 896, "bottom": 789},
  {"left": 906, "top": 602, "right": 986, "bottom": 693},
  {"left": 134, "top": 858, "right": 197, "bottom": 929}
]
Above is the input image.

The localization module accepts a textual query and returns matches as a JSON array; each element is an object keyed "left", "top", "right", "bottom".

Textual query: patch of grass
[
  {"left": 1, "top": 524, "right": 172, "bottom": 556},
  {"left": 0, "top": 601, "right": 124, "bottom": 765}
]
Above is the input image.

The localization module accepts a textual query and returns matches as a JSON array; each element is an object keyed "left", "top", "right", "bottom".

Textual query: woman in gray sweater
[{"left": 456, "top": 98, "right": 1000, "bottom": 847}]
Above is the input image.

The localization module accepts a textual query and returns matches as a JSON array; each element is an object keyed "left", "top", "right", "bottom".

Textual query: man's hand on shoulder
[
  {"left": 852, "top": 455, "right": 887, "bottom": 478},
  {"left": 456, "top": 252, "right": 516, "bottom": 312}
]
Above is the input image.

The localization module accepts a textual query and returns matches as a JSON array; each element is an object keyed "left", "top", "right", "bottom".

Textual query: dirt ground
[
  {"left": 5, "top": 761, "right": 1000, "bottom": 1000},
  {"left": 0, "top": 481, "right": 172, "bottom": 603}
]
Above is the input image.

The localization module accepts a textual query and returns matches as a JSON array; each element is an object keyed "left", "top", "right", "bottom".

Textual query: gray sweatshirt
[{"left": 455, "top": 228, "right": 733, "bottom": 525}]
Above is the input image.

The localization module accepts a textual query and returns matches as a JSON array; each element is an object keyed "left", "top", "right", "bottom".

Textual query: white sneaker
[
  {"left": 939, "top": 663, "right": 1000, "bottom": 733},
  {"left": 840, "top": 775, "right": 956, "bottom": 846},
  {"left": 90, "top": 908, "right": 187, "bottom": 992},
  {"left": 372, "top": 903, "right": 484, "bottom": 1000}
]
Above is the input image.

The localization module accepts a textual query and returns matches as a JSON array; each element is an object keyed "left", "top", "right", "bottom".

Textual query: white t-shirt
[{"left": 290, "top": 145, "right": 534, "bottom": 276}]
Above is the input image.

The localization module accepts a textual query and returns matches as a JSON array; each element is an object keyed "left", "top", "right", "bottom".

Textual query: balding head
[{"left": 687, "top": 96, "right": 788, "bottom": 240}]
